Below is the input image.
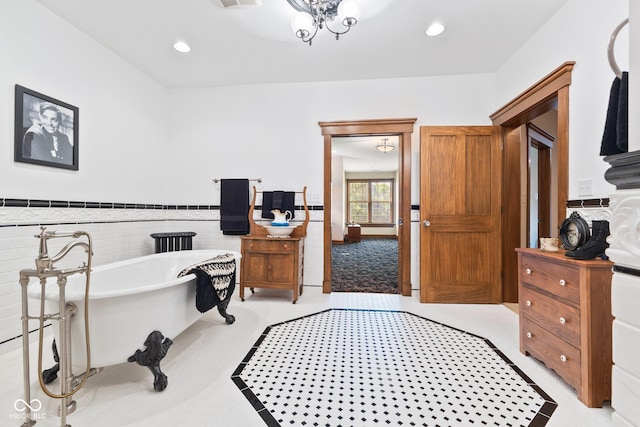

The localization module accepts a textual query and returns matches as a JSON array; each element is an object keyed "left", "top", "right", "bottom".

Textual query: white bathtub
[{"left": 27, "top": 249, "right": 241, "bottom": 372}]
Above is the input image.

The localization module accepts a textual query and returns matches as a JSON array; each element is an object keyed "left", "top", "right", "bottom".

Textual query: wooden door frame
[
  {"left": 490, "top": 61, "right": 574, "bottom": 302},
  {"left": 319, "top": 118, "right": 417, "bottom": 296}
]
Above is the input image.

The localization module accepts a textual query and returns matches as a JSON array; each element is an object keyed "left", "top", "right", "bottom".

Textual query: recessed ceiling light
[
  {"left": 425, "top": 23, "right": 445, "bottom": 37},
  {"left": 173, "top": 41, "right": 191, "bottom": 53}
]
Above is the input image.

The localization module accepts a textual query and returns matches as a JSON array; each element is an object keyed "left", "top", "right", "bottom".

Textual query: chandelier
[
  {"left": 287, "top": 0, "right": 361, "bottom": 45},
  {"left": 376, "top": 138, "right": 395, "bottom": 153}
]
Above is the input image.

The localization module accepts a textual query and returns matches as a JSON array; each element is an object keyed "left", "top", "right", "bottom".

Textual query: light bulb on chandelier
[{"left": 288, "top": 0, "right": 361, "bottom": 45}]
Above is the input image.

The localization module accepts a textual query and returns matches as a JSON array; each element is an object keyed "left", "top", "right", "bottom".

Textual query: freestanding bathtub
[{"left": 27, "top": 249, "right": 241, "bottom": 373}]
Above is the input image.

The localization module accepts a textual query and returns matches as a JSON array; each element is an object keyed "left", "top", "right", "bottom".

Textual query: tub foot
[
  {"left": 217, "top": 302, "right": 235, "bottom": 324},
  {"left": 127, "top": 331, "right": 173, "bottom": 392},
  {"left": 217, "top": 285, "right": 236, "bottom": 324},
  {"left": 42, "top": 339, "right": 60, "bottom": 384}
]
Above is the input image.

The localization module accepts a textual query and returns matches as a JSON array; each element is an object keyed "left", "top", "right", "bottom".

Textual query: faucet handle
[{"left": 36, "top": 226, "right": 50, "bottom": 260}]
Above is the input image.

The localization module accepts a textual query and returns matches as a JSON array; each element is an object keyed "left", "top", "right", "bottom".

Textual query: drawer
[
  {"left": 521, "top": 286, "right": 581, "bottom": 347},
  {"left": 520, "top": 255, "right": 580, "bottom": 304},
  {"left": 243, "top": 239, "right": 296, "bottom": 253},
  {"left": 521, "top": 318, "right": 581, "bottom": 392}
]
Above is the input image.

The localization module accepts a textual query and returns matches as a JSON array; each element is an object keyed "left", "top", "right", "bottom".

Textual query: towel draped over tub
[{"left": 177, "top": 253, "right": 236, "bottom": 313}]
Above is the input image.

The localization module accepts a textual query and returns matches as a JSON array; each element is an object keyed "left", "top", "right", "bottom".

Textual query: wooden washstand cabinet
[{"left": 240, "top": 187, "right": 309, "bottom": 304}]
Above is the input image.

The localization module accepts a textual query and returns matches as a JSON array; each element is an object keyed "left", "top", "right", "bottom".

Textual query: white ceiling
[
  {"left": 34, "top": 0, "right": 569, "bottom": 89},
  {"left": 333, "top": 136, "right": 400, "bottom": 172},
  {"left": 32, "top": 0, "right": 568, "bottom": 172}
]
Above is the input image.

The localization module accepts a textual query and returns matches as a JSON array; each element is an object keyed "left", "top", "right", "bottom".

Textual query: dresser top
[
  {"left": 240, "top": 235, "right": 304, "bottom": 241},
  {"left": 516, "top": 248, "right": 613, "bottom": 267}
]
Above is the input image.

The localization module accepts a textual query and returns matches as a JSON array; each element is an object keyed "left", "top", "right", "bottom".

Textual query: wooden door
[{"left": 420, "top": 126, "right": 502, "bottom": 303}]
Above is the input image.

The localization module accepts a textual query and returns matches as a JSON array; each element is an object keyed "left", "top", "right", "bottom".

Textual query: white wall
[
  {"left": 0, "top": 0, "right": 172, "bottom": 351},
  {"left": 0, "top": 1, "right": 170, "bottom": 203},
  {"left": 495, "top": 0, "right": 629, "bottom": 199},
  {"left": 166, "top": 74, "right": 496, "bottom": 205}
]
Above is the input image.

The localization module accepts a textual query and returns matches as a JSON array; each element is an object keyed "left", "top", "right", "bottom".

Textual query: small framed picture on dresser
[{"left": 14, "top": 84, "right": 79, "bottom": 171}]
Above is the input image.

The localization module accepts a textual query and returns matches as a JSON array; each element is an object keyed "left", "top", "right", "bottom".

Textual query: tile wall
[{"left": 0, "top": 197, "right": 423, "bottom": 356}]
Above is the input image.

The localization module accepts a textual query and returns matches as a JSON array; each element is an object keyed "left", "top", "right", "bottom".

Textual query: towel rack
[
  {"left": 248, "top": 186, "right": 309, "bottom": 238},
  {"left": 608, "top": 18, "right": 628, "bottom": 79},
  {"left": 212, "top": 178, "right": 262, "bottom": 183},
  {"left": 253, "top": 189, "right": 306, "bottom": 194}
]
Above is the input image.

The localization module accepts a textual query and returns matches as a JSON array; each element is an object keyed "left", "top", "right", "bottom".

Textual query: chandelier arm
[
  {"left": 323, "top": 18, "right": 356, "bottom": 39},
  {"left": 298, "top": 23, "right": 320, "bottom": 45},
  {"left": 290, "top": 0, "right": 357, "bottom": 44}
]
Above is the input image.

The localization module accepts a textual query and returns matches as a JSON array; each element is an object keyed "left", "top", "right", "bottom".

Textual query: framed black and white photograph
[{"left": 14, "top": 84, "right": 79, "bottom": 170}]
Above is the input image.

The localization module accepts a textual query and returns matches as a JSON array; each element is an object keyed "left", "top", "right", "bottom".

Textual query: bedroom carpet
[{"left": 331, "top": 238, "right": 399, "bottom": 294}]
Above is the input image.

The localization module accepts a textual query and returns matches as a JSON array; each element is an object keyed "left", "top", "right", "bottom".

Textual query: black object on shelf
[{"left": 150, "top": 232, "right": 196, "bottom": 253}]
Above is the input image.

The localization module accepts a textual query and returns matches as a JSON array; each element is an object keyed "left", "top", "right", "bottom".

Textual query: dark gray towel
[
  {"left": 177, "top": 254, "right": 236, "bottom": 313},
  {"left": 220, "top": 179, "right": 249, "bottom": 235},
  {"left": 600, "top": 71, "right": 628, "bottom": 156},
  {"left": 261, "top": 191, "right": 296, "bottom": 219}
]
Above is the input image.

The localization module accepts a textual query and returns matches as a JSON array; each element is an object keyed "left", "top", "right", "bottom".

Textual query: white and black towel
[{"left": 178, "top": 253, "right": 236, "bottom": 313}]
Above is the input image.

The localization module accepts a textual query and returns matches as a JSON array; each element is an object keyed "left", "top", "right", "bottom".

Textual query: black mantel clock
[{"left": 559, "top": 211, "right": 591, "bottom": 250}]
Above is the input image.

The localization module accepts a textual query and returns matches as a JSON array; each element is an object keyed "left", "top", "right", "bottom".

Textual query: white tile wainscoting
[{"left": 0, "top": 201, "right": 324, "bottom": 354}]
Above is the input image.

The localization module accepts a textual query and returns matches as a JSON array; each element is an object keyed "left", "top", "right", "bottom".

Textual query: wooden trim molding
[
  {"left": 493, "top": 62, "right": 574, "bottom": 304},
  {"left": 492, "top": 62, "right": 573, "bottom": 230},
  {"left": 490, "top": 61, "right": 575, "bottom": 127},
  {"left": 320, "top": 118, "right": 417, "bottom": 296},
  {"left": 319, "top": 118, "right": 417, "bottom": 136}
]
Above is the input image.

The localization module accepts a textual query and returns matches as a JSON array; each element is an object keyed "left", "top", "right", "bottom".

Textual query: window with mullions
[{"left": 347, "top": 179, "right": 394, "bottom": 225}]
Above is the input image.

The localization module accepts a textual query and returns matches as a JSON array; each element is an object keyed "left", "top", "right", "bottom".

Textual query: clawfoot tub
[{"left": 28, "top": 249, "right": 241, "bottom": 389}]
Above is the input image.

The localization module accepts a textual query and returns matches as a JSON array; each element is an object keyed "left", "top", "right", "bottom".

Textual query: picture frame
[{"left": 14, "top": 84, "right": 79, "bottom": 170}]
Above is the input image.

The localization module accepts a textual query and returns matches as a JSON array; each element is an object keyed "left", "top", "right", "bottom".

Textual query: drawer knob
[
  {"left": 283, "top": 244, "right": 288, "bottom": 249},
  {"left": 559, "top": 279, "right": 566, "bottom": 286},
  {"left": 559, "top": 317, "right": 566, "bottom": 324},
  {"left": 525, "top": 268, "right": 532, "bottom": 275},
  {"left": 560, "top": 354, "right": 567, "bottom": 362},
  {"left": 525, "top": 300, "right": 532, "bottom": 307},
  {"left": 526, "top": 332, "right": 532, "bottom": 339}
]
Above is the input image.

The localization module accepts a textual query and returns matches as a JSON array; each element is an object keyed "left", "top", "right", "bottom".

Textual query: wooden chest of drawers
[
  {"left": 516, "top": 248, "right": 613, "bottom": 407},
  {"left": 240, "top": 236, "right": 304, "bottom": 303}
]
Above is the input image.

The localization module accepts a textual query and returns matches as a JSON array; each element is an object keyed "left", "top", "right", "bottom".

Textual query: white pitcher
[{"left": 271, "top": 209, "right": 292, "bottom": 224}]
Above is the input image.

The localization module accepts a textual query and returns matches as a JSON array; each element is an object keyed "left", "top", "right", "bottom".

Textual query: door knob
[{"left": 422, "top": 220, "right": 431, "bottom": 227}]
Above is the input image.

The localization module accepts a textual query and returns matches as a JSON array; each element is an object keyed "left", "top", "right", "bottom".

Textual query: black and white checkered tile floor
[{"left": 232, "top": 309, "right": 557, "bottom": 427}]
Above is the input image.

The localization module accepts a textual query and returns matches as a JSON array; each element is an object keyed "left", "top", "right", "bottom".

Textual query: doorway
[
  {"left": 331, "top": 136, "right": 400, "bottom": 293},
  {"left": 319, "top": 118, "right": 417, "bottom": 296},
  {"left": 527, "top": 123, "right": 556, "bottom": 248},
  {"left": 492, "top": 61, "right": 573, "bottom": 302}
]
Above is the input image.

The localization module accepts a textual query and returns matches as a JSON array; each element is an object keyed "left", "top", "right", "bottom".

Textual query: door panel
[{"left": 420, "top": 126, "right": 502, "bottom": 303}]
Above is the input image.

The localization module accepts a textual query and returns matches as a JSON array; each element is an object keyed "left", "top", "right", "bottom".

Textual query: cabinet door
[
  {"left": 267, "top": 253, "right": 295, "bottom": 283},
  {"left": 243, "top": 253, "right": 268, "bottom": 282}
]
